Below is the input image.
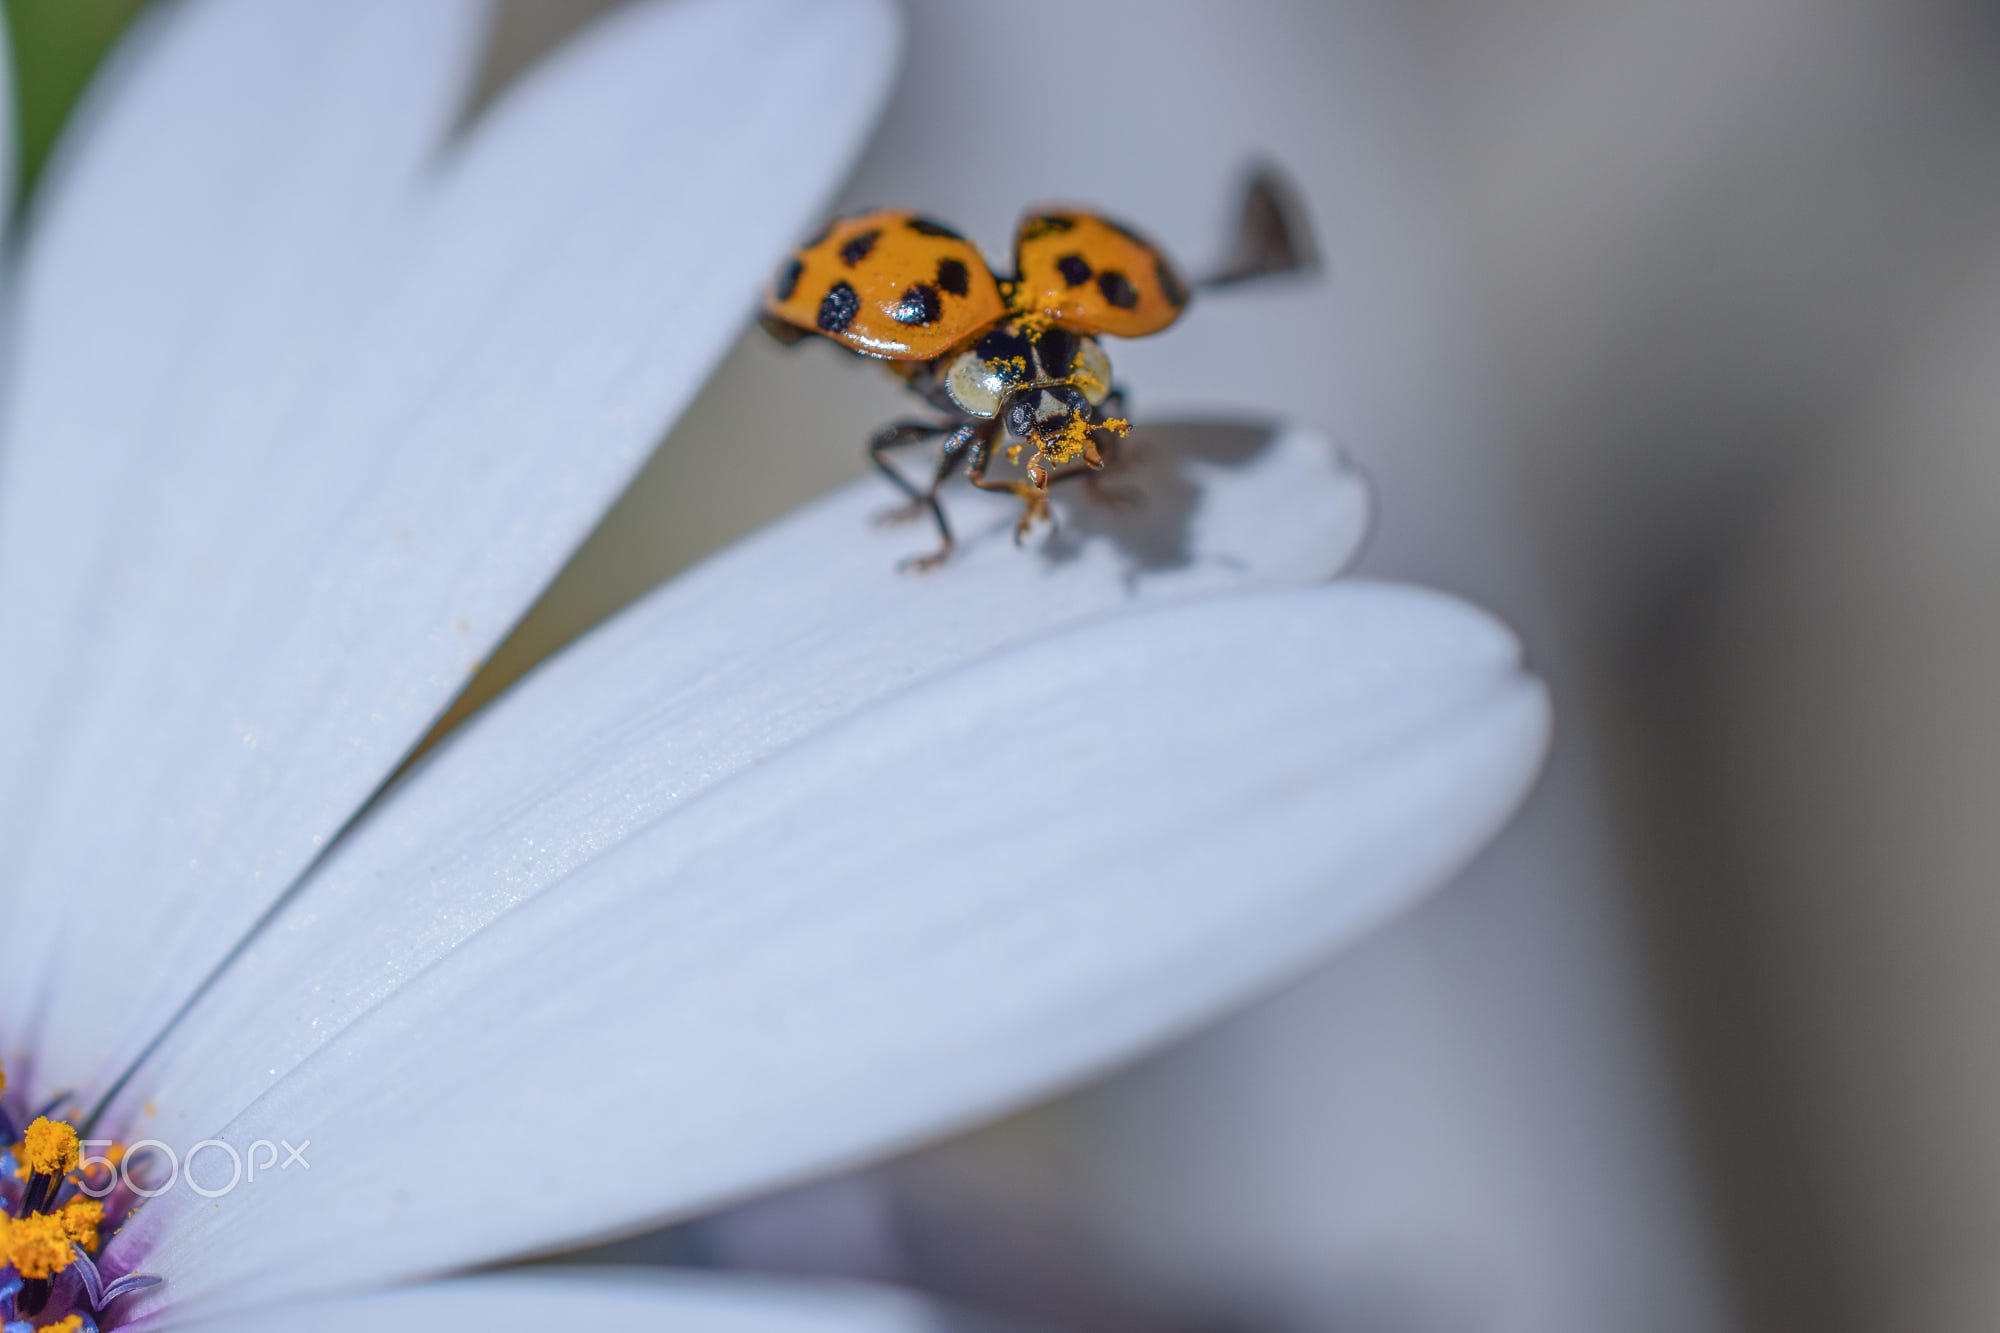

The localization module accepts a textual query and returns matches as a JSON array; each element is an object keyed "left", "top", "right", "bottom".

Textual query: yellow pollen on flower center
[
  {"left": 21, "top": 1118, "right": 80, "bottom": 1178},
  {"left": 39, "top": 1316, "right": 83, "bottom": 1333},
  {"left": 0, "top": 1211, "right": 76, "bottom": 1279},
  {"left": 55, "top": 1197, "right": 104, "bottom": 1253}
]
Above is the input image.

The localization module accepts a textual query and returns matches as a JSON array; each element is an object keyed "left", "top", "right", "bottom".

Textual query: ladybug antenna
[{"left": 1200, "top": 162, "right": 1319, "bottom": 289}]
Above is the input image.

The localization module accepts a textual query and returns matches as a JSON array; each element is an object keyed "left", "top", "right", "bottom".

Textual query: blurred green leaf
[{"left": 6, "top": 0, "right": 148, "bottom": 201}]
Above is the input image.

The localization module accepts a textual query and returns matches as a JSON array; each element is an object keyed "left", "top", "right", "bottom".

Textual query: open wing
[
  {"left": 765, "top": 211, "right": 1006, "bottom": 359},
  {"left": 1011, "top": 210, "right": 1189, "bottom": 339}
]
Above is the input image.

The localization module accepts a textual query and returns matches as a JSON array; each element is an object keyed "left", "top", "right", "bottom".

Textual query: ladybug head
[{"left": 1003, "top": 384, "right": 1100, "bottom": 463}]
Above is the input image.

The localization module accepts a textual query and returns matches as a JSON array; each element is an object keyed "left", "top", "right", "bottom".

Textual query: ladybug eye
[{"left": 1005, "top": 396, "right": 1040, "bottom": 440}]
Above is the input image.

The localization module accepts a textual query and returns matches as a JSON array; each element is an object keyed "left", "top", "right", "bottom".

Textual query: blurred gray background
[
  {"left": 20, "top": 0, "right": 2000, "bottom": 1329},
  {"left": 446, "top": 3, "right": 2000, "bottom": 1331}
]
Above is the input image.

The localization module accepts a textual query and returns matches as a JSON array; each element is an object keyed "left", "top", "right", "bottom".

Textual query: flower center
[{"left": 0, "top": 1064, "right": 160, "bottom": 1329}]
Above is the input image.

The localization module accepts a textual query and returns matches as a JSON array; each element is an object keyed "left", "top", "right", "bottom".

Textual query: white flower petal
[
  {"left": 180, "top": 1270, "right": 995, "bottom": 1333},
  {"left": 2, "top": 0, "right": 899, "bottom": 1101},
  {"left": 119, "top": 420, "right": 1365, "bottom": 1147},
  {"left": 0, "top": 0, "right": 487, "bottom": 1067},
  {"left": 117, "top": 583, "right": 1549, "bottom": 1319}
]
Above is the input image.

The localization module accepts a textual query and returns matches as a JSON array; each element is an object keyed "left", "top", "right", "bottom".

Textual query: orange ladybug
[{"left": 762, "top": 172, "right": 1312, "bottom": 568}]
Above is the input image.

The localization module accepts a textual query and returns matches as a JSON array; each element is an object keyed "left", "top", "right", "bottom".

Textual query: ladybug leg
[
  {"left": 965, "top": 431, "right": 1050, "bottom": 546},
  {"left": 969, "top": 442, "right": 1054, "bottom": 545},
  {"left": 868, "top": 419, "right": 953, "bottom": 526},
  {"left": 1046, "top": 458, "right": 1108, "bottom": 486},
  {"left": 1077, "top": 389, "right": 1143, "bottom": 508},
  {"left": 1044, "top": 452, "right": 1142, "bottom": 511},
  {"left": 895, "top": 421, "right": 989, "bottom": 573},
  {"left": 1078, "top": 387, "right": 1130, "bottom": 466}
]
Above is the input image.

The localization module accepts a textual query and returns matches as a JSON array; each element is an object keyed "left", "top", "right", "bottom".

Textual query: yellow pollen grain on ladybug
[
  {"left": 1046, "top": 413, "right": 1125, "bottom": 466},
  {"left": 1047, "top": 415, "right": 1090, "bottom": 464}
]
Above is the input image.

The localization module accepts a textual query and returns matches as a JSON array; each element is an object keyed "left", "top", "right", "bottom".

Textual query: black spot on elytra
[
  {"left": 1020, "top": 214, "right": 1077, "bottom": 242},
  {"left": 1097, "top": 269, "right": 1138, "bottom": 309},
  {"left": 1055, "top": 253, "right": 1093, "bottom": 287},
  {"left": 774, "top": 258, "right": 803, "bottom": 302},
  {"left": 1156, "top": 257, "right": 1188, "bottom": 307},
  {"left": 839, "top": 229, "right": 881, "bottom": 266},
  {"left": 817, "top": 281, "right": 860, "bottom": 333},
  {"left": 907, "top": 216, "right": 964, "bottom": 239},
  {"left": 891, "top": 283, "right": 943, "bottom": 326},
  {"left": 935, "top": 257, "right": 970, "bottom": 297},
  {"left": 975, "top": 326, "right": 1033, "bottom": 384},
  {"left": 1034, "top": 327, "right": 1079, "bottom": 377}
]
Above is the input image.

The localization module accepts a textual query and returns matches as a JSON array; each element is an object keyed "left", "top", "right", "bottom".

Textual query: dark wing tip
[{"left": 1201, "top": 162, "right": 1320, "bottom": 289}]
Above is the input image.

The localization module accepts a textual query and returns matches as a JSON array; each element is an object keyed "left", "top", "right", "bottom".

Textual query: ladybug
[{"left": 762, "top": 172, "right": 1312, "bottom": 569}]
